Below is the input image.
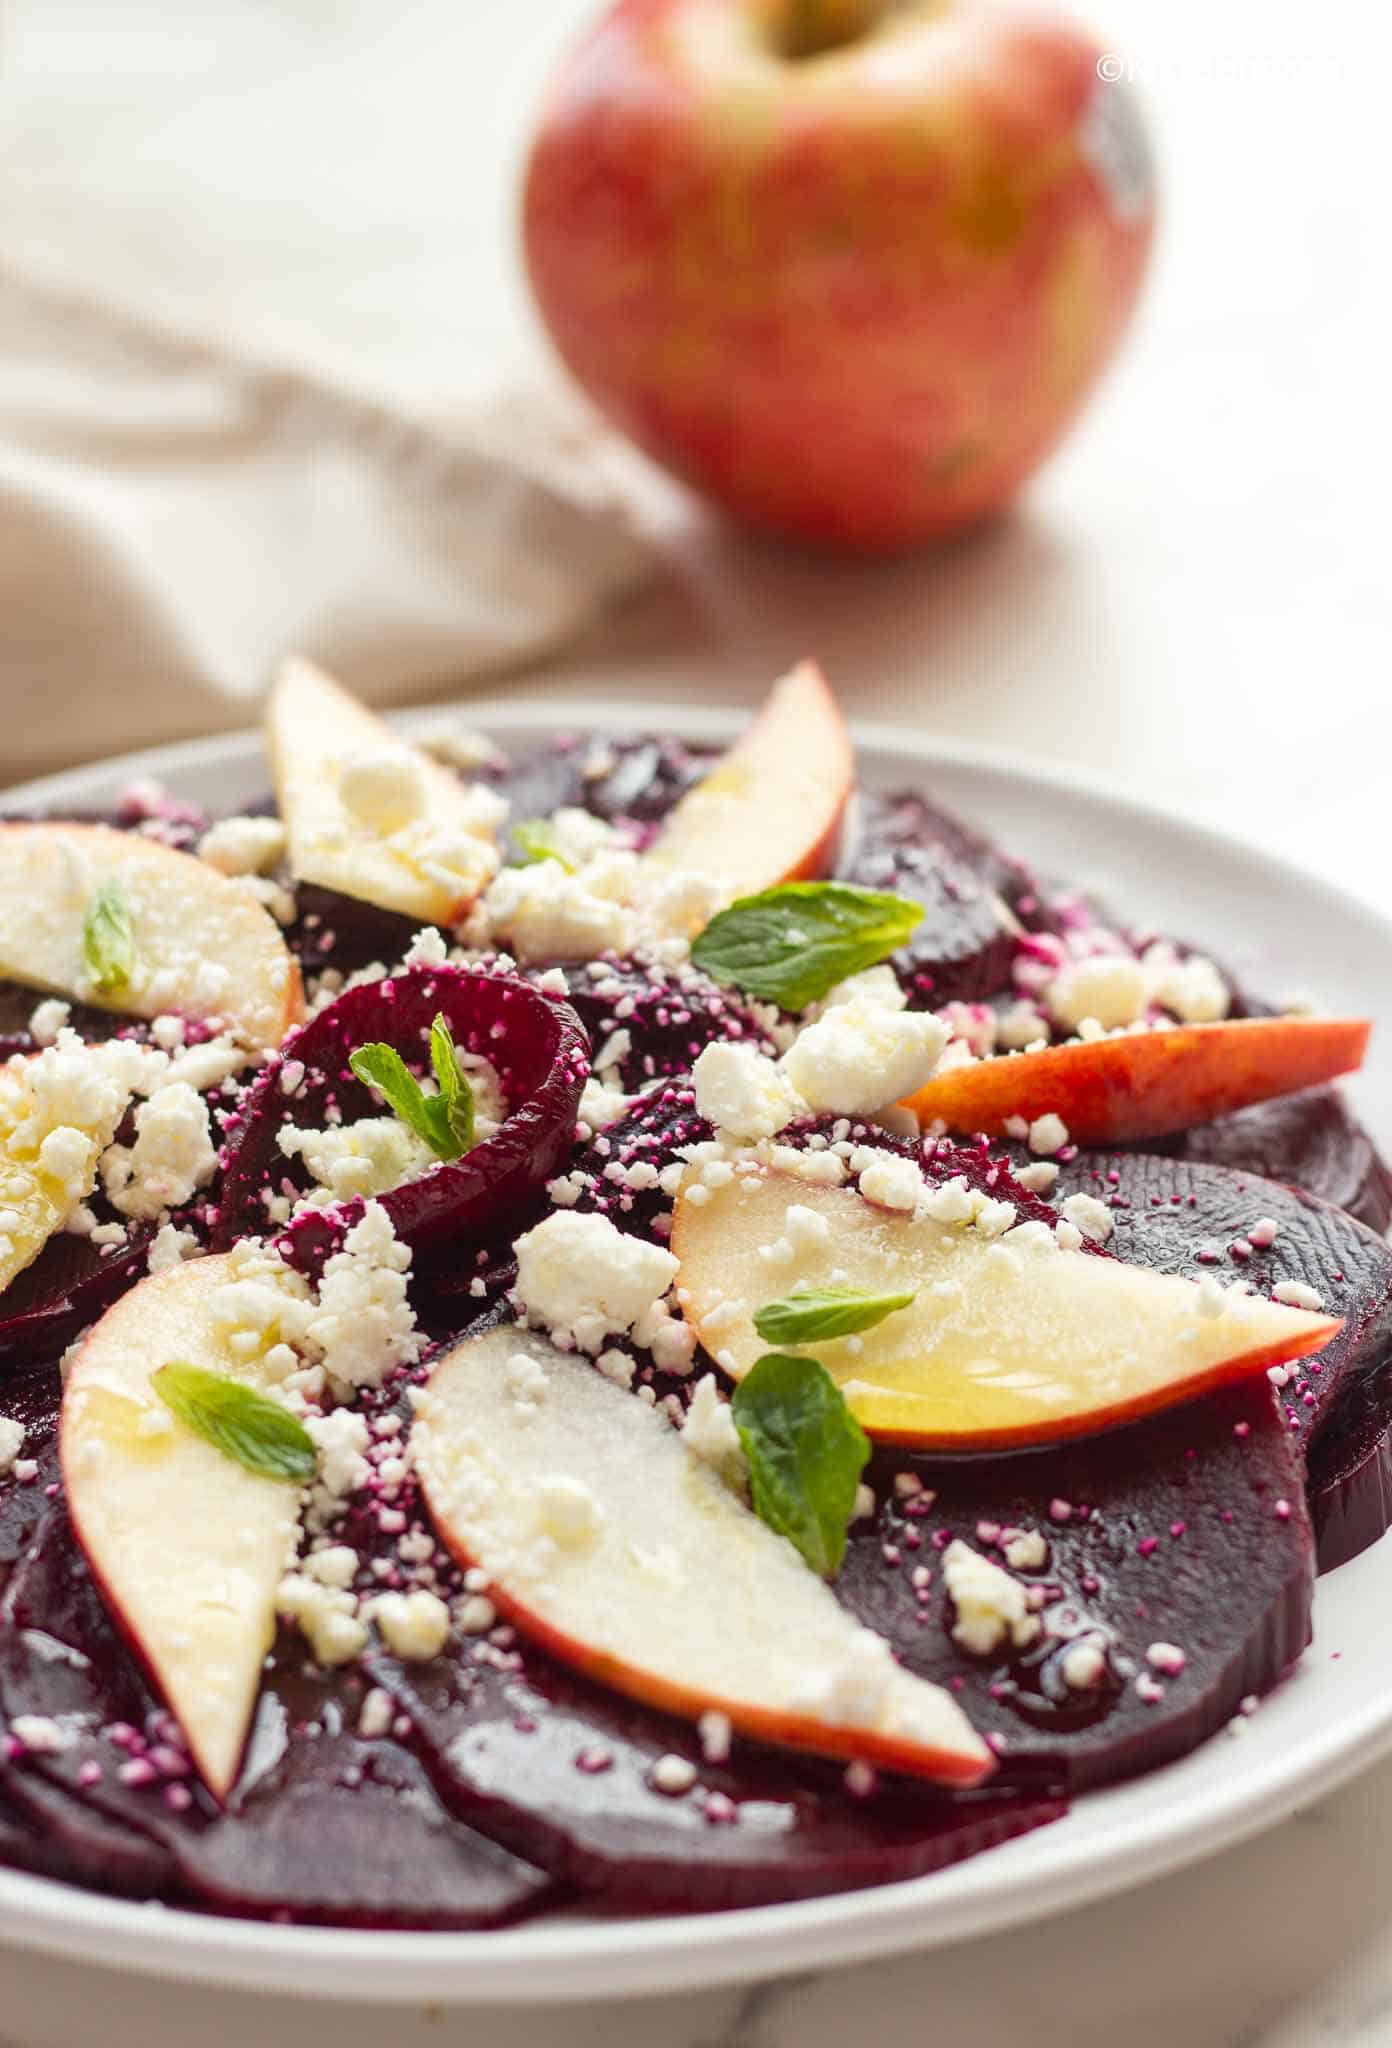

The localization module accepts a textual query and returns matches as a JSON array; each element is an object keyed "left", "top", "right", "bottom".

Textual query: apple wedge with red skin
[
  {"left": 904, "top": 1015, "right": 1372, "bottom": 1146},
  {"left": 644, "top": 662, "right": 854, "bottom": 908},
  {"left": 0, "top": 822, "right": 302, "bottom": 1051},
  {"left": 61, "top": 1257, "right": 303, "bottom": 1802},
  {"left": 672, "top": 1170, "right": 1341, "bottom": 1450},
  {"left": 413, "top": 1327, "right": 993, "bottom": 1789}
]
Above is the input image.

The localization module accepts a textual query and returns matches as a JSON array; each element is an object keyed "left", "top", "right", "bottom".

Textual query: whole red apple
[{"left": 523, "top": 0, "right": 1155, "bottom": 551}]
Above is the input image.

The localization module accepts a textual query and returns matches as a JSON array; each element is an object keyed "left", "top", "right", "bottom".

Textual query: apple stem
[{"left": 778, "top": 0, "right": 892, "bottom": 59}]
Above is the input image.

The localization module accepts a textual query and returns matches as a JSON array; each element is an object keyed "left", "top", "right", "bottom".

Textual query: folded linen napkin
[{"left": 0, "top": 263, "right": 653, "bottom": 784}]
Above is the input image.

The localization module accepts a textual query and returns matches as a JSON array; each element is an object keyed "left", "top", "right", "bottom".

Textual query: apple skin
[
  {"left": 904, "top": 1016, "right": 1373, "bottom": 1146},
  {"left": 522, "top": 0, "right": 1155, "bottom": 551}
]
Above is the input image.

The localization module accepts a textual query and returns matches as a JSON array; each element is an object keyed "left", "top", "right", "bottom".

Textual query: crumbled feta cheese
[
  {"left": 0, "top": 1417, "right": 25, "bottom": 1475},
  {"left": 1248, "top": 1217, "right": 1279, "bottom": 1249},
  {"left": 513, "top": 1211, "right": 677, "bottom": 1351},
  {"left": 820, "top": 965, "right": 907, "bottom": 1013},
  {"left": 1027, "top": 1113, "right": 1069, "bottom": 1157},
  {"left": 941, "top": 1540, "right": 1040, "bottom": 1656},
  {"left": 458, "top": 1594, "right": 497, "bottom": 1635},
  {"left": 278, "top": 1116, "right": 436, "bottom": 1205},
  {"left": 794, "top": 1629, "right": 897, "bottom": 1728},
  {"left": 339, "top": 751, "right": 428, "bottom": 834},
  {"left": 277, "top": 1573, "right": 369, "bottom": 1666},
  {"left": 504, "top": 1350, "right": 549, "bottom": 1413},
  {"left": 1059, "top": 1636, "right": 1108, "bottom": 1691},
  {"left": 1014, "top": 1160, "right": 1059, "bottom": 1195},
  {"left": 691, "top": 1042, "right": 803, "bottom": 1141},
  {"left": 1142, "top": 943, "right": 1230, "bottom": 1024},
  {"left": 1273, "top": 1279, "right": 1324, "bottom": 1312},
  {"left": 306, "top": 1408, "right": 372, "bottom": 1503},
  {"left": 1059, "top": 1192, "right": 1114, "bottom": 1243},
  {"left": 1002, "top": 1528, "right": 1048, "bottom": 1571},
  {"left": 358, "top": 1687, "right": 395, "bottom": 1738},
  {"left": 102, "top": 1082, "right": 217, "bottom": 1220},
  {"left": 198, "top": 814, "right": 287, "bottom": 877},
  {"left": 996, "top": 1000, "right": 1049, "bottom": 1050},
  {"left": 1047, "top": 953, "right": 1148, "bottom": 1033},
  {"left": 682, "top": 1374, "right": 747, "bottom": 1484},
  {"left": 305, "top": 1202, "right": 423, "bottom": 1396},
  {"left": 9, "top": 1714, "right": 70, "bottom": 1754},
  {"left": 534, "top": 1474, "right": 604, "bottom": 1546},
  {"left": 699, "top": 1709, "right": 733, "bottom": 1764},
  {"left": 365, "top": 1589, "right": 452, "bottom": 1661},
  {"left": 780, "top": 1000, "right": 949, "bottom": 1116},
  {"left": 27, "top": 998, "right": 70, "bottom": 1047},
  {"left": 1055, "top": 1220, "right": 1084, "bottom": 1253},
  {"left": 305, "top": 1544, "right": 359, "bottom": 1589},
  {"left": 403, "top": 925, "right": 450, "bottom": 968},
  {"left": 147, "top": 1222, "right": 201, "bottom": 1275},
  {"left": 578, "top": 1077, "right": 635, "bottom": 1132},
  {"left": 650, "top": 1752, "right": 699, "bottom": 1796},
  {"left": 484, "top": 854, "right": 634, "bottom": 963},
  {"left": 973, "top": 1197, "right": 1017, "bottom": 1239},
  {"left": 857, "top": 1152, "right": 928, "bottom": 1213}
]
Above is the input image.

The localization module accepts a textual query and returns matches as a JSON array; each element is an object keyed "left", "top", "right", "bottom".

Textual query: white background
[{"left": 1, "top": 0, "right": 1391, "bottom": 2041}]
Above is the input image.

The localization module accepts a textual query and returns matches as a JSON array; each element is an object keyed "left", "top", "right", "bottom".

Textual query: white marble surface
[{"left": 1, "top": 0, "right": 1391, "bottom": 2040}]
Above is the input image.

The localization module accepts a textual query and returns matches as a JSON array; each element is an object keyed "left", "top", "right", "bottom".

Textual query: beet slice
[
  {"left": 837, "top": 792, "right": 1018, "bottom": 1005},
  {"left": 0, "top": 1228, "right": 154, "bottom": 1373},
  {"left": 0, "top": 1367, "right": 61, "bottom": 1590},
  {"left": 837, "top": 1381, "right": 1312, "bottom": 1791},
  {"left": 490, "top": 735, "right": 712, "bottom": 850},
  {"left": 287, "top": 883, "right": 421, "bottom": 979},
  {"left": 374, "top": 1650, "right": 1064, "bottom": 1912},
  {"left": 534, "top": 957, "right": 777, "bottom": 1093},
  {"left": 212, "top": 966, "right": 589, "bottom": 1274},
  {"left": 1154, "top": 1088, "right": 1392, "bottom": 1237},
  {"left": 0, "top": 1509, "right": 556, "bottom": 1928}
]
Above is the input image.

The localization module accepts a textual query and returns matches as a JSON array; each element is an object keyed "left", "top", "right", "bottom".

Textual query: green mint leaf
[
  {"left": 511, "top": 819, "right": 576, "bottom": 872},
  {"left": 690, "top": 882, "right": 923, "bottom": 1011},
  {"left": 153, "top": 1363, "right": 316, "bottom": 1483},
  {"left": 753, "top": 1286, "right": 917, "bottom": 1346},
  {"left": 81, "top": 880, "right": 137, "bottom": 994},
  {"left": 731, "top": 1353, "right": 870, "bottom": 1578},
  {"left": 429, "top": 1013, "right": 475, "bottom": 1153},
  {"left": 349, "top": 1027, "right": 473, "bottom": 1163}
]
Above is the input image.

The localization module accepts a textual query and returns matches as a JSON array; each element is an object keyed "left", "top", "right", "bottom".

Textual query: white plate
[{"left": 2, "top": 699, "right": 1390, "bottom": 2007}]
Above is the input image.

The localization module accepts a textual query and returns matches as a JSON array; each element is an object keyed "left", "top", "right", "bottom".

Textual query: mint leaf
[
  {"left": 512, "top": 819, "right": 576, "bottom": 872},
  {"left": 429, "top": 1014, "right": 475, "bottom": 1153},
  {"left": 690, "top": 882, "right": 923, "bottom": 1011},
  {"left": 349, "top": 1012, "right": 474, "bottom": 1163},
  {"left": 754, "top": 1286, "right": 916, "bottom": 1346},
  {"left": 81, "top": 880, "right": 137, "bottom": 994},
  {"left": 731, "top": 1353, "right": 869, "bottom": 1578},
  {"left": 153, "top": 1364, "right": 316, "bottom": 1483}
]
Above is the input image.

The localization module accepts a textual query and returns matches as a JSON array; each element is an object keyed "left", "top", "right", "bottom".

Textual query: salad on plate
[{"left": 0, "top": 656, "right": 1383, "bottom": 1928}]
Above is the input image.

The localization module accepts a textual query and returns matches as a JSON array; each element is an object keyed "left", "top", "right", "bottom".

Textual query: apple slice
[
  {"left": 414, "top": 1327, "right": 992, "bottom": 1788},
  {"left": 268, "top": 656, "right": 503, "bottom": 925},
  {"left": 0, "top": 823, "right": 302, "bottom": 1051},
  {"left": 61, "top": 1256, "right": 303, "bottom": 1800},
  {"left": 672, "top": 1169, "right": 1341, "bottom": 1450},
  {"left": 904, "top": 1016, "right": 1371, "bottom": 1146},
  {"left": 644, "top": 662, "right": 853, "bottom": 905}
]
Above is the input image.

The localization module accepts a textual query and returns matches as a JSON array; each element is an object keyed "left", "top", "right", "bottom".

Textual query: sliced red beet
[
  {"left": 287, "top": 883, "right": 422, "bottom": 978},
  {"left": 0, "top": 1368, "right": 61, "bottom": 1588},
  {"left": 211, "top": 966, "right": 589, "bottom": 1275},
  {"left": 837, "top": 1381, "right": 1313, "bottom": 1791},
  {"left": 373, "top": 1650, "right": 1064, "bottom": 1912},
  {"left": 489, "top": 734, "right": 712, "bottom": 850},
  {"left": 530, "top": 958, "right": 777, "bottom": 1092},
  {"left": 0, "top": 1509, "right": 556, "bottom": 1929},
  {"left": 0, "top": 1228, "right": 154, "bottom": 1373},
  {"left": 1153, "top": 1087, "right": 1392, "bottom": 1236},
  {"left": 837, "top": 793, "right": 1019, "bottom": 1005}
]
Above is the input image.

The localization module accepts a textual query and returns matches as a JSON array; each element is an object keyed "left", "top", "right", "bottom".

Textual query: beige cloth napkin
[{"left": 0, "top": 263, "right": 652, "bottom": 784}]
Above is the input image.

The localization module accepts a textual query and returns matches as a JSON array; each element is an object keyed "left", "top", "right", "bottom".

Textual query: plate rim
[{"left": 1, "top": 697, "right": 1389, "bottom": 2007}]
